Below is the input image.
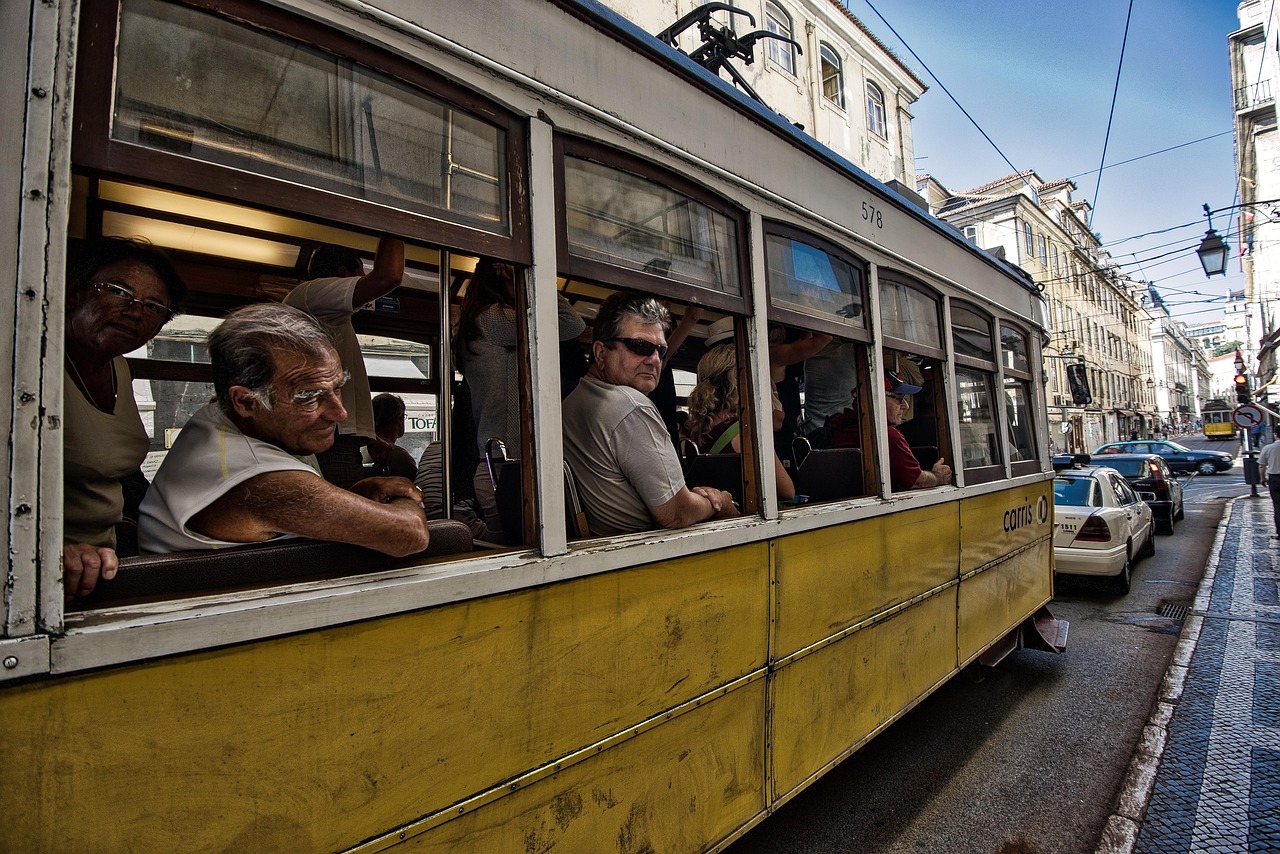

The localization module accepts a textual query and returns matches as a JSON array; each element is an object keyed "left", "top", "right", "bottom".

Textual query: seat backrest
[
  {"left": 564, "top": 462, "right": 589, "bottom": 539},
  {"left": 793, "top": 447, "right": 864, "bottom": 501},
  {"left": 75, "top": 519, "right": 475, "bottom": 608},
  {"left": 910, "top": 445, "right": 939, "bottom": 470},
  {"left": 685, "top": 452, "right": 744, "bottom": 507}
]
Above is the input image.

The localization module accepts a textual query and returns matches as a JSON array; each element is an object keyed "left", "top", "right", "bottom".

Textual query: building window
[
  {"left": 1051, "top": 244, "right": 1059, "bottom": 275},
  {"left": 962, "top": 224, "right": 977, "bottom": 244},
  {"left": 765, "top": 2, "right": 796, "bottom": 76},
  {"left": 1038, "top": 233, "right": 1047, "bottom": 265},
  {"left": 1024, "top": 221, "right": 1034, "bottom": 257},
  {"left": 819, "top": 43, "right": 844, "bottom": 108},
  {"left": 866, "top": 80, "right": 887, "bottom": 138}
]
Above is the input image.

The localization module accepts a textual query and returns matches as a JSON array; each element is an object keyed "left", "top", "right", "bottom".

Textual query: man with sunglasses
[
  {"left": 563, "top": 293, "right": 738, "bottom": 536},
  {"left": 139, "top": 303, "right": 428, "bottom": 556},
  {"left": 884, "top": 372, "right": 952, "bottom": 490}
]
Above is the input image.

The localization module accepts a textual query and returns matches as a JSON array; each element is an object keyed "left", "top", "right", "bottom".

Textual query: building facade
[
  {"left": 1231, "top": 1, "right": 1280, "bottom": 396},
  {"left": 598, "top": 0, "right": 927, "bottom": 185},
  {"left": 925, "top": 171, "right": 1159, "bottom": 451}
]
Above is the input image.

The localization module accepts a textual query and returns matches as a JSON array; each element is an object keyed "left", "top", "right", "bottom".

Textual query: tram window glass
[
  {"left": 879, "top": 276, "right": 941, "bottom": 350},
  {"left": 788, "top": 334, "right": 874, "bottom": 502},
  {"left": 558, "top": 142, "right": 744, "bottom": 307},
  {"left": 109, "top": 0, "right": 508, "bottom": 232},
  {"left": 956, "top": 368, "right": 1000, "bottom": 474},
  {"left": 764, "top": 226, "right": 867, "bottom": 335},
  {"left": 1000, "top": 325, "right": 1030, "bottom": 374},
  {"left": 1000, "top": 324, "right": 1038, "bottom": 472},
  {"left": 951, "top": 304, "right": 994, "bottom": 361}
]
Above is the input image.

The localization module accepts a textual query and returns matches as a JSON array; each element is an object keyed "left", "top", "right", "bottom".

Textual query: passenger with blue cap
[{"left": 884, "top": 371, "right": 952, "bottom": 491}]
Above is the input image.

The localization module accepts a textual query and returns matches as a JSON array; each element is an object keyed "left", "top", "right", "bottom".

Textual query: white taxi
[{"left": 1053, "top": 464, "right": 1155, "bottom": 594}]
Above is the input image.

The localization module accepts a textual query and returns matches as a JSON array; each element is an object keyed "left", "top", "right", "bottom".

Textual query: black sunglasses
[{"left": 604, "top": 337, "right": 668, "bottom": 360}]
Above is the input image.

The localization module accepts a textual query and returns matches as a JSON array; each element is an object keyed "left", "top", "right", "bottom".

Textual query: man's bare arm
[
  {"left": 649, "top": 486, "right": 739, "bottom": 530},
  {"left": 188, "top": 470, "right": 429, "bottom": 556},
  {"left": 351, "top": 236, "right": 405, "bottom": 307}
]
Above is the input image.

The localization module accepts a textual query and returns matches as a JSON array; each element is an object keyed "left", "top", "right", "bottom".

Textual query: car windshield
[{"left": 1054, "top": 477, "right": 1098, "bottom": 507}]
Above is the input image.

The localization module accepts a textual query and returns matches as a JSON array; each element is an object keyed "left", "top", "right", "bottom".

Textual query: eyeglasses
[
  {"left": 91, "top": 281, "right": 174, "bottom": 322},
  {"left": 288, "top": 372, "right": 350, "bottom": 412},
  {"left": 604, "top": 337, "right": 668, "bottom": 360},
  {"left": 886, "top": 393, "right": 909, "bottom": 404}
]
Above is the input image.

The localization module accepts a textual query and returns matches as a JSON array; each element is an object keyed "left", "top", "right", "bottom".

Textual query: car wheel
[
  {"left": 1142, "top": 525, "right": 1157, "bottom": 557},
  {"left": 1198, "top": 461, "right": 1217, "bottom": 475},
  {"left": 1174, "top": 501, "right": 1185, "bottom": 521},
  {"left": 1108, "top": 547, "right": 1133, "bottom": 595},
  {"left": 1158, "top": 511, "right": 1175, "bottom": 535}
]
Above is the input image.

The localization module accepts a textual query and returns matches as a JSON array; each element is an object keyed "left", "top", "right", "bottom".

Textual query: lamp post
[{"left": 1197, "top": 203, "right": 1230, "bottom": 277}]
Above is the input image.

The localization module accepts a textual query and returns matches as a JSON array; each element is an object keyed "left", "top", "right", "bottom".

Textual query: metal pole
[{"left": 1244, "top": 426, "right": 1260, "bottom": 498}]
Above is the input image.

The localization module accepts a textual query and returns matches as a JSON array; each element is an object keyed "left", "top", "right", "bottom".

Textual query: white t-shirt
[
  {"left": 138, "top": 403, "right": 321, "bottom": 552},
  {"left": 562, "top": 376, "right": 685, "bottom": 536}
]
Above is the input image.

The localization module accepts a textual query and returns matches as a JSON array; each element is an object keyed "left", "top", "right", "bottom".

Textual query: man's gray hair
[
  {"left": 208, "top": 303, "right": 337, "bottom": 413},
  {"left": 592, "top": 292, "right": 670, "bottom": 342}
]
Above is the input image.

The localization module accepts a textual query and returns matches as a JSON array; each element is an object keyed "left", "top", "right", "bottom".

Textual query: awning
[{"left": 365, "top": 356, "right": 427, "bottom": 379}]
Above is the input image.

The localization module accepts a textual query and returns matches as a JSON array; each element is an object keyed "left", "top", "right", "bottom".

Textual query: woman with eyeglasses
[
  {"left": 683, "top": 344, "right": 795, "bottom": 502},
  {"left": 453, "top": 257, "right": 585, "bottom": 539},
  {"left": 63, "top": 236, "right": 186, "bottom": 598}
]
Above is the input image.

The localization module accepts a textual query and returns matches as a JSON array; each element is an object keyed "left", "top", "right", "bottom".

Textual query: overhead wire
[{"left": 1087, "top": 0, "right": 1135, "bottom": 230}]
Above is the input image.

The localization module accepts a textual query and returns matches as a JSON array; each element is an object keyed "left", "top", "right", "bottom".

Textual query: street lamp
[{"left": 1197, "top": 203, "right": 1230, "bottom": 277}]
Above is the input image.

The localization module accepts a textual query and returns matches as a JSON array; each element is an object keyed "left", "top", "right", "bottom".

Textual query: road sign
[{"left": 1233, "top": 403, "right": 1264, "bottom": 429}]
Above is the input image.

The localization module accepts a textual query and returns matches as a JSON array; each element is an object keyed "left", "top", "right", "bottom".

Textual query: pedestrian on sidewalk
[{"left": 1258, "top": 437, "right": 1280, "bottom": 538}]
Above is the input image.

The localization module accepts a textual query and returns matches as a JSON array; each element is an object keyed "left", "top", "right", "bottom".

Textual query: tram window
[
  {"left": 80, "top": 0, "right": 527, "bottom": 256},
  {"left": 883, "top": 349, "right": 949, "bottom": 493},
  {"left": 563, "top": 292, "right": 745, "bottom": 536},
  {"left": 787, "top": 334, "right": 873, "bottom": 503},
  {"left": 557, "top": 138, "right": 746, "bottom": 310},
  {"left": 879, "top": 276, "right": 941, "bottom": 350},
  {"left": 950, "top": 302, "right": 1001, "bottom": 484},
  {"left": 1001, "top": 324, "right": 1039, "bottom": 474},
  {"left": 765, "top": 228, "right": 867, "bottom": 333}
]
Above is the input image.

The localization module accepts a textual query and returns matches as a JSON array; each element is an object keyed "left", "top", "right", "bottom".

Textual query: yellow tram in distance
[
  {"left": 2, "top": 0, "right": 1065, "bottom": 850},
  {"left": 1202, "top": 399, "right": 1236, "bottom": 441}
]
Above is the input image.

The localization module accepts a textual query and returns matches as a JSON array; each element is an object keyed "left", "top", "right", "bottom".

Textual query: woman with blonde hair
[{"left": 684, "top": 344, "right": 795, "bottom": 500}]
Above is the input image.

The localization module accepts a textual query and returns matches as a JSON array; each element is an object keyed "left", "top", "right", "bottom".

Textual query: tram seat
[
  {"left": 793, "top": 447, "right": 864, "bottom": 501},
  {"left": 73, "top": 518, "right": 474, "bottom": 608},
  {"left": 491, "top": 455, "right": 593, "bottom": 543},
  {"left": 679, "top": 443, "right": 744, "bottom": 507},
  {"left": 911, "top": 445, "right": 940, "bottom": 469}
]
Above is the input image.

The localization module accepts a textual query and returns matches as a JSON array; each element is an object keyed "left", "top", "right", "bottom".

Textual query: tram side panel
[
  {"left": 0, "top": 545, "right": 769, "bottom": 852},
  {"left": 769, "top": 506, "right": 962, "bottom": 799},
  {"left": 956, "top": 484, "right": 1055, "bottom": 666}
]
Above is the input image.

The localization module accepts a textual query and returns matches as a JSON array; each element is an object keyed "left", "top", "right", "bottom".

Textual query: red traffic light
[{"left": 1236, "top": 373, "right": 1251, "bottom": 403}]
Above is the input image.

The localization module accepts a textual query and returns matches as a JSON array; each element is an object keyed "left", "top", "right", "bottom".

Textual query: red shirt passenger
[{"left": 885, "top": 372, "right": 952, "bottom": 490}]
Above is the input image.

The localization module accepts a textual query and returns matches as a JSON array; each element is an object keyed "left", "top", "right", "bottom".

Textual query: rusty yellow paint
[
  {"left": 771, "top": 504, "right": 960, "bottom": 659},
  {"left": 769, "top": 588, "right": 958, "bottom": 798},
  {"left": 957, "top": 539, "right": 1053, "bottom": 666},
  {"left": 958, "top": 482, "right": 1052, "bottom": 574},
  {"left": 385, "top": 680, "right": 767, "bottom": 853},
  {"left": 0, "top": 545, "right": 768, "bottom": 853}
]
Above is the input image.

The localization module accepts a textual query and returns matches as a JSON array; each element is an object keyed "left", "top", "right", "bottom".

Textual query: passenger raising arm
[{"left": 139, "top": 303, "right": 429, "bottom": 556}]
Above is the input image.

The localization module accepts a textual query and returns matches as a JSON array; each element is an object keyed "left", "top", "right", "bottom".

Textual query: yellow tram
[
  {"left": 2, "top": 0, "right": 1064, "bottom": 850},
  {"left": 1202, "top": 399, "right": 1236, "bottom": 441}
]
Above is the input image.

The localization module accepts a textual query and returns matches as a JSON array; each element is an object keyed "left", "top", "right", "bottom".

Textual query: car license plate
[{"left": 1056, "top": 523, "right": 1077, "bottom": 535}]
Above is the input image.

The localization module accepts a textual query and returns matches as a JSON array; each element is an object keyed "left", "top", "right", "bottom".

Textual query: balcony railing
[{"left": 1236, "top": 79, "right": 1274, "bottom": 111}]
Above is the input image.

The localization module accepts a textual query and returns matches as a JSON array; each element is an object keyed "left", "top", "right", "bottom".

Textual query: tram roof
[{"left": 553, "top": 0, "right": 1042, "bottom": 301}]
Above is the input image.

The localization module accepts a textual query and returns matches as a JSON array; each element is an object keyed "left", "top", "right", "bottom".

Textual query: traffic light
[
  {"left": 1066, "top": 362, "right": 1092, "bottom": 405},
  {"left": 1235, "top": 371, "right": 1251, "bottom": 403}
]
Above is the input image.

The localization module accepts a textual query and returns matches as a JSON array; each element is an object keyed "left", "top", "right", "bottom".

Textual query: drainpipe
[{"left": 805, "top": 21, "right": 819, "bottom": 134}]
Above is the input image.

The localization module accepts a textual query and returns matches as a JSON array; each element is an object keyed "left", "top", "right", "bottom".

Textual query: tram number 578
[{"left": 862, "top": 201, "right": 884, "bottom": 229}]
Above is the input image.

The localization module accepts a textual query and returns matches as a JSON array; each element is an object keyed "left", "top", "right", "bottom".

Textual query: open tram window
[
  {"left": 559, "top": 287, "right": 754, "bottom": 536},
  {"left": 879, "top": 274, "right": 953, "bottom": 491},
  {"left": 760, "top": 223, "right": 874, "bottom": 504}
]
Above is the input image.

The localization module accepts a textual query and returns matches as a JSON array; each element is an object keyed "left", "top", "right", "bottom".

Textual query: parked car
[
  {"left": 1053, "top": 464, "right": 1155, "bottom": 594},
  {"left": 1092, "top": 440, "right": 1234, "bottom": 475},
  {"left": 1088, "top": 453, "right": 1185, "bottom": 534}
]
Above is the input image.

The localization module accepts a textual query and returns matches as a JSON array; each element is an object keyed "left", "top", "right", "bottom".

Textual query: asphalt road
[{"left": 727, "top": 437, "right": 1248, "bottom": 854}]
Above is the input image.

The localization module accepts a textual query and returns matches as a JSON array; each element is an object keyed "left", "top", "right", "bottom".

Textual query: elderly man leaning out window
[{"left": 138, "top": 303, "right": 429, "bottom": 556}]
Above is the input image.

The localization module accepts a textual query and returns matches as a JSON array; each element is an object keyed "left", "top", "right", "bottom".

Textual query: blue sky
[{"left": 843, "top": 0, "right": 1244, "bottom": 326}]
